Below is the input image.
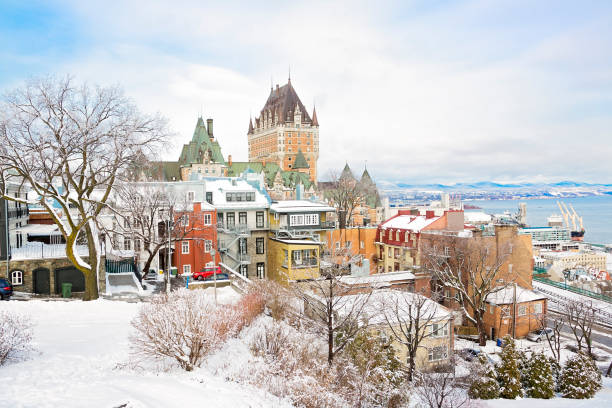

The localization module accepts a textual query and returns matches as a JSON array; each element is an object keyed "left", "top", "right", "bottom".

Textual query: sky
[{"left": 1, "top": 0, "right": 611, "bottom": 184}]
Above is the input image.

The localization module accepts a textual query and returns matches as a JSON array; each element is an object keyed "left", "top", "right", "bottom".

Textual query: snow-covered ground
[{"left": 0, "top": 287, "right": 289, "bottom": 408}]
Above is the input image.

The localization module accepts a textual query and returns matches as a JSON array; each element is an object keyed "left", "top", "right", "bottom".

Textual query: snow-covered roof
[
  {"left": 381, "top": 214, "right": 439, "bottom": 231},
  {"left": 270, "top": 200, "right": 335, "bottom": 213},
  {"left": 486, "top": 286, "right": 547, "bottom": 305},
  {"left": 16, "top": 224, "right": 61, "bottom": 235},
  {"left": 271, "top": 238, "right": 323, "bottom": 245},
  {"left": 332, "top": 290, "right": 452, "bottom": 326},
  {"left": 339, "top": 271, "right": 416, "bottom": 286},
  {"left": 464, "top": 211, "right": 492, "bottom": 223}
]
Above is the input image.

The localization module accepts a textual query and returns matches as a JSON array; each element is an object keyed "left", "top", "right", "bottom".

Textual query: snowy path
[{"left": 0, "top": 297, "right": 290, "bottom": 408}]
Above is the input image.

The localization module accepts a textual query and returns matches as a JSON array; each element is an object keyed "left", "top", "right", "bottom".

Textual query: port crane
[{"left": 556, "top": 201, "right": 585, "bottom": 240}]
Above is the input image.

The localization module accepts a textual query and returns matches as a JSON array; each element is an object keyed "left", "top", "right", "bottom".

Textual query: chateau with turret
[{"left": 247, "top": 78, "right": 319, "bottom": 183}]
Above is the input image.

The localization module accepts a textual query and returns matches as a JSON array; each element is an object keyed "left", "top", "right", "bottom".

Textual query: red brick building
[{"left": 173, "top": 202, "right": 217, "bottom": 276}]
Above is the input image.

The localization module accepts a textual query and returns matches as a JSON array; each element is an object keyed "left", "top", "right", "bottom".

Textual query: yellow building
[{"left": 266, "top": 200, "right": 335, "bottom": 282}]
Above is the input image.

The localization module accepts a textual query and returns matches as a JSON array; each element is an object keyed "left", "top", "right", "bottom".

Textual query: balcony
[
  {"left": 320, "top": 221, "right": 336, "bottom": 229},
  {"left": 217, "top": 222, "right": 249, "bottom": 236}
]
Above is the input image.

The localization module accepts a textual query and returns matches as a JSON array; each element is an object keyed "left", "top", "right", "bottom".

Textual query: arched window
[
  {"left": 396, "top": 230, "right": 400, "bottom": 241},
  {"left": 405, "top": 232, "right": 410, "bottom": 242},
  {"left": 11, "top": 270, "right": 23, "bottom": 285}
]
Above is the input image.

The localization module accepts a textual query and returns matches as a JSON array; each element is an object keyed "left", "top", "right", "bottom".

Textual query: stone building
[{"left": 247, "top": 78, "right": 319, "bottom": 183}]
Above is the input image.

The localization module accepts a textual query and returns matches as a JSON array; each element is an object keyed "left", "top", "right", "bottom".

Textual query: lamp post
[{"left": 211, "top": 247, "right": 217, "bottom": 305}]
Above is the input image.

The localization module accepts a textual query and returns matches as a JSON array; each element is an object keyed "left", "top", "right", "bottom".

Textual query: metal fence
[
  {"left": 533, "top": 275, "right": 612, "bottom": 304},
  {"left": 10, "top": 243, "right": 88, "bottom": 260}
]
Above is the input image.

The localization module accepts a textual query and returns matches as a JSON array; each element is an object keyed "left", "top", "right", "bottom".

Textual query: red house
[{"left": 173, "top": 202, "right": 217, "bottom": 276}]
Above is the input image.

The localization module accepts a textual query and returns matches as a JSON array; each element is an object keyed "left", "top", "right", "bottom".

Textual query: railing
[
  {"left": 223, "top": 251, "right": 251, "bottom": 265},
  {"left": 7, "top": 207, "right": 29, "bottom": 219},
  {"left": 321, "top": 221, "right": 336, "bottom": 229},
  {"left": 533, "top": 275, "right": 612, "bottom": 304},
  {"left": 288, "top": 258, "right": 318, "bottom": 269},
  {"left": 9, "top": 243, "right": 88, "bottom": 260},
  {"left": 217, "top": 222, "right": 249, "bottom": 235}
]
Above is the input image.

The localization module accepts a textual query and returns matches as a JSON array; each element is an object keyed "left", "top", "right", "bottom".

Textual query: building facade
[{"left": 248, "top": 79, "right": 319, "bottom": 183}]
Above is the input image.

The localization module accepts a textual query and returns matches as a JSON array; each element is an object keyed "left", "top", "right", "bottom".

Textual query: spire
[
  {"left": 312, "top": 105, "right": 319, "bottom": 126},
  {"left": 288, "top": 65, "right": 291, "bottom": 83},
  {"left": 293, "top": 149, "right": 309, "bottom": 169},
  {"left": 340, "top": 162, "right": 354, "bottom": 181},
  {"left": 248, "top": 117, "right": 254, "bottom": 134}
]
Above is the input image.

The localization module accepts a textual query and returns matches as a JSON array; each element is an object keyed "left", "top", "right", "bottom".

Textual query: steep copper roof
[
  {"left": 259, "top": 80, "right": 312, "bottom": 124},
  {"left": 248, "top": 117, "right": 254, "bottom": 134},
  {"left": 312, "top": 105, "right": 319, "bottom": 126},
  {"left": 292, "top": 148, "right": 310, "bottom": 169}
]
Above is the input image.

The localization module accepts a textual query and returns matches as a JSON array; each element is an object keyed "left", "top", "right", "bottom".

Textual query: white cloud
[{"left": 41, "top": 0, "right": 612, "bottom": 183}]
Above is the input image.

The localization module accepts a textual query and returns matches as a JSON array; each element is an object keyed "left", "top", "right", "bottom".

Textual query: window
[
  {"left": 444, "top": 247, "right": 450, "bottom": 256},
  {"left": 188, "top": 191, "right": 195, "bottom": 201},
  {"left": 335, "top": 241, "right": 341, "bottom": 249},
  {"left": 205, "top": 240, "right": 212, "bottom": 253},
  {"left": 181, "top": 214, "right": 189, "bottom": 226},
  {"left": 396, "top": 231, "right": 399, "bottom": 241},
  {"left": 124, "top": 239, "right": 131, "bottom": 251},
  {"left": 239, "top": 212, "right": 247, "bottom": 225},
  {"left": 256, "top": 263, "right": 265, "bottom": 279},
  {"left": 518, "top": 305, "right": 527, "bottom": 316},
  {"left": 430, "top": 322, "right": 449, "bottom": 338},
  {"left": 534, "top": 302, "right": 543, "bottom": 314},
  {"left": 182, "top": 241, "right": 189, "bottom": 254},
  {"left": 204, "top": 214, "right": 212, "bottom": 225},
  {"left": 11, "top": 270, "right": 23, "bottom": 285},
  {"left": 134, "top": 239, "right": 141, "bottom": 252},
  {"left": 239, "top": 238, "right": 247, "bottom": 254},
  {"left": 405, "top": 232, "right": 409, "bottom": 242},
  {"left": 289, "top": 213, "right": 319, "bottom": 226},
  {"left": 388, "top": 230, "right": 392, "bottom": 239},
  {"left": 346, "top": 241, "right": 352, "bottom": 249},
  {"left": 226, "top": 192, "right": 255, "bottom": 202},
  {"left": 387, "top": 248, "right": 392, "bottom": 257},
  {"left": 360, "top": 241, "right": 364, "bottom": 249},
  {"left": 183, "top": 264, "right": 191, "bottom": 275},
  {"left": 123, "top": 217, "right": 130, "bottom": 228},
  {"left": 428, "top": 346, "right": 448, "bottom": 362},
  {"left": 226, "top": 212, "right": 235, "bottom": 227},
  {"left": 256, "top": 237, "right": 264, "bottom": 254},
  {"left": 256, "top": 211, "right": 264, "bottom": 228},
  {"left": 240, "top": 265, "right": 248, "bottom": 276}
]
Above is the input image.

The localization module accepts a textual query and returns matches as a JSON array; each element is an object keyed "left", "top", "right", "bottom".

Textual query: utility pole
[
  {"left": 211, "top": 247, "right": 217, "bottom": 305},
  {"left": 166, "top": 208, "right": 173, "bottom": 295},
  {"left": 512, "top": 282, "right": 517, "bottom": 339}
]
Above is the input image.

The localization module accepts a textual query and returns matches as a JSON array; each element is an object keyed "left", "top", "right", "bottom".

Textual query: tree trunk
[
  {"left": 83, "top": 270, "right": 99, "bottom": 301},
  {"left": 407, "top": 350, "right": 415, "bottom": 381},
  {"left": 328, "top": 319, "right": 334, "bottom": 365},
  {"left": 84, "top": 224, "right": 100, "bottom": 301},
  {"left": 476, "top": 316, "right": 487, "bottom": 346}
]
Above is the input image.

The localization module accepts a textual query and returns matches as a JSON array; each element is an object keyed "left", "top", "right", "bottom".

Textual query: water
[{"left": 466, "top": 195, "right": 612, "bottom": 245}]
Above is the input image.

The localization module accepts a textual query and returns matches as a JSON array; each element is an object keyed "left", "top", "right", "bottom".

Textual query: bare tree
[
  {"left": 565, "top": 299, "right": 595, "bottom": 356},
  {"left": 540, "top": 314, "right": 565, "bottom": 363},
  {"left": 323, "top": 169, "right": 365, "bottom": 229},
  {"left": 415, "top": 365, "right": 472, "bottom": 408},
  {"left": 379, "top": 290, "right": 449, "bottom": 381},
  {"left": 0, "top": 311, "right": 34, "bottom": 366},
  {"left": 104, "top": 183, "right": 200, "bottom": 278},
  {"left": 423, "top": 235, "right": 512, "bottom": 346},
  {"left": 0, "top": 76, "right": 167, "bottom": 300},
  {"left": 296, "top": 248, "right": 372, "bottom": 365}
]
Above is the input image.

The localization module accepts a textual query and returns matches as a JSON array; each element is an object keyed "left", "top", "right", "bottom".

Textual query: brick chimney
[
  {"left": 206, "top": 118, "right": 213, "bottom": 139},
  {"left": 228, "top": 154, "right": 232, "bottom": 166},
  {"left": 426, "top": 210, "right": 435, "bottom": 219}
]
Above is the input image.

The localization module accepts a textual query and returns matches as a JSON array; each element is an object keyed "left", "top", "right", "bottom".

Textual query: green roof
[
  {"left": 178, "top": 117, "right": 225, "bottom": 166},
  {"left": 226, "top": 160, "right": 313, "bottom": 190},
  {"left": 292, "top": 149, "right": 309, "bottom": 169}
]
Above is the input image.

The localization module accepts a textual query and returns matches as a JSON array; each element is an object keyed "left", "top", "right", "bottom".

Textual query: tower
[{"left": 247, "top": 78, "right": 319, "bottom": 183}]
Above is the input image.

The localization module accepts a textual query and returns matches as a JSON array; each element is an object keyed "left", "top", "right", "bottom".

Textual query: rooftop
[
  {"left": 270, "top": 200, "right": 335, "bottom": 213},
  {"left": 486, "top": 286, "right": 547, "bottom": 305}
]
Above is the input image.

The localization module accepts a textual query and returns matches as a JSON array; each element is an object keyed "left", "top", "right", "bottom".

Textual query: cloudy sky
[{"left": 1, "top": 0, "right": 611, "bottom": 184}]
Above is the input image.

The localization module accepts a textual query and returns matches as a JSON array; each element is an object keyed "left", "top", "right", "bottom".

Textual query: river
[{"left": 465, "top": 195, "right": 612, "bottom": 245}]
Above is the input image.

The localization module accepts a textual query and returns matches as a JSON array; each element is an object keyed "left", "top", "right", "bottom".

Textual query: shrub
[
  {"left": 525, "top": 353, "right": 554, "bottom": 399},
  {"left": 468, "top": 354, "right": 500, "bottom": 400},
  {"left": 559, "top": 352, "right": 602, "bottom": 399},
  {"left": 497, "top": 336, "right": 523, "bottom": 399},
  {"left": 131, "top": 288, "right": 263, "bottom": 371},
  {"left": 0, "top": 311, "right": 33, "bottom": 366},
  {"left": 248, "top": 279, "right": 295, "bottom": 322}
]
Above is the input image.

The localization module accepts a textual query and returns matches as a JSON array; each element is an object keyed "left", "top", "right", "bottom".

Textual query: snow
[
  {"left": 0, "top": 289, "right": 289, "bottom": 408},
  {"left": 381, "top": 214, "right": 440, "bottom": 231},
  {"left": 486, "top": 286, "right": 548, "bottom": 305},
  {"left": 269, "top": 200, "right": 335, "bottom": 213},
  {"left": 338, "top": 270, "right": 416, "bottom": 285}
]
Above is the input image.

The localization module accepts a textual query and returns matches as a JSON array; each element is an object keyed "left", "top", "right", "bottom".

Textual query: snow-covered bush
[
  {"left": 131, "top": 289, "right": 263, "bottom": 371},
  {"left": 548, "top": 356, "right": 562, "bottom": 392},
  {"left": 248, "top": 279, "right": 296, "bottom": 322},
  {"left": 415, "top": 367, "right": 471, "bottom": 408},
  {"left": 0, "top": 310, "right": 33, "bottom": 365},
  {"left": 497, "top": 336, "right": 523, "bottom": 399},
  {"left": 559, "top": 351, "right": 602, "bottom": 399},
  {"left": 524, "top": 352, "right": 554, "bottom": 399},
  {"left": 468, "top": 354, "right": 500, "bottom": 400}
]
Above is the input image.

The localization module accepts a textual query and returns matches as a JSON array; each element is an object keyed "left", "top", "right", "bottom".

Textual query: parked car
[
  {"left": 0, "top": 278, "right": 13, "bottom": 300},
  {"left": 458, "top": 348, "right": 495, "bottom": 364},
  {"left": 192, "top": 267, "right": 224, "bottom": 281},
  {"left": 144, "top": 269, "right": 158, "bottom": 281},
  {"left": 526, "top": 328, "right": 554, "bottom": 342}
]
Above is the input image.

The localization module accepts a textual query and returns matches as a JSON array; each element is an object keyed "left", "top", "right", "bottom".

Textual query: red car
[{"left": 192, "top": 267, "right": 226, "bottom": 281}]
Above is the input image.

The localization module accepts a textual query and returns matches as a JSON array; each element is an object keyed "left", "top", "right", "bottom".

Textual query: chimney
[
  {"left": 262, "top": 158, "right": 266, "bottom": 167},
  {"left": 228, "top": 154, "right": 232, "bottom": 166},
  {"left": 276, "top": 84, "right": 279, "bottom": 92},
  {"left": 206, "top": 118, "right": 213, "bottom": 139},
  {"left": 426, "top": 210, "right": 435, "bottom": 219}
]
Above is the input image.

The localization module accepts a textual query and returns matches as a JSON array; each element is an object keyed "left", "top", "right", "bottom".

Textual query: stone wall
[{"left": 0, "top": 256, "right": 106, "bottom": 296}]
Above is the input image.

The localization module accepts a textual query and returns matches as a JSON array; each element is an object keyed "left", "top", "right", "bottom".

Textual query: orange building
[
  {"left": 173, "top": 202, "right": 218, "bottom": 276},
  {"left": 326, "top": 227, "right": 378, "bottom": 274},
  {"left": 247, "top": 79, "right": 319, "bottom": 183},
  {"left": 483, "top": 286, "right": 547, "bottom": 339}
]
